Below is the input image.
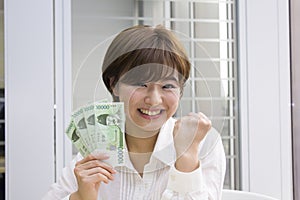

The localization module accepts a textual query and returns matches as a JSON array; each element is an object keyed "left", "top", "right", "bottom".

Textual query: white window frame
[
  {"left": 54, "top": 0, "right": 73, "bottom": 179},
  {"left": 237, "top": 0, "right": 293, "bottom": 199}
]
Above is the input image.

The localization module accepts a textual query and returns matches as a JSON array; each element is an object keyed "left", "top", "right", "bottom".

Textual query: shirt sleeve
[
  {"left": 162, "top": 135, "right": 226, "bottom": 200},
  {"left": 42, "top": 154, "right": 82, "bottom": 200}
]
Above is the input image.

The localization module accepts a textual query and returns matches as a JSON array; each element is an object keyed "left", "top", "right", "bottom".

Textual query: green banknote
[
  {"left": 72, "top": 107, "right": 94, "bottom": 152},
  {"left": 83, "top": 99, "right": 109, "bottom": 151},
  {"left": 94, "top": 102, "right": 125, "bottom": 166},
  {"left": 83, "top": 103, "right": 96, "bottom": 150},
  {"left": 65, "top": 120, "right": 90, "bottom": 157},
  {"left": 65, "top": 101, "right": 125, "bottom": 167}
]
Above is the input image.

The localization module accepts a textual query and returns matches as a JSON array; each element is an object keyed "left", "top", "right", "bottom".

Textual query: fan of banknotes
[{"left": 65, "top": 100, "right": 125, "bottom": 167}]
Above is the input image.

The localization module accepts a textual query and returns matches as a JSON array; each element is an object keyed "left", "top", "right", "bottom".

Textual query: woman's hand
[
  {"left": 70, "top": 153, "right": 117, "bottom": 200},
  {"left": 173, "top": 112, "right": 211, "bottom": 172}
]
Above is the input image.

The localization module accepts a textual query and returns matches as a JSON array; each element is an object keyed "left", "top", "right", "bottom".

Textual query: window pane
[
  {"left": 194, "top": 2, "right": 219, "bottom": 19},
  {"left": 71, "top": 0, "right": 239, "bottom": 189},
  {"left": 194, "top": 22, "right": 220, "bottom": 38}
]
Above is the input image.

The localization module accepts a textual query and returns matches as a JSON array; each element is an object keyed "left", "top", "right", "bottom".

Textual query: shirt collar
[
  {"left": 115, "top": 117, "right": 219, "bottom": 172},
  {"left": 118, "top": 118, "right": 177, "bottom": 171},
  {"left": 151, "top": 117, "right": 176, "bottom": 166}
]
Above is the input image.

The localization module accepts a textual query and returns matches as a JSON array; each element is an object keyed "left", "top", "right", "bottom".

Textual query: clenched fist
[{"left": 173, "top": 112, "right": 211, "bottom": 172}]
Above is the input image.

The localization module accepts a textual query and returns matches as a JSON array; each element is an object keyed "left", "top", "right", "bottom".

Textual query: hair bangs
[
  {"left": 118, "top": 48, "right": 188, "bottom": 85},
  {"left": 119, "top": 63, "right": 179, "bottom": 86}
]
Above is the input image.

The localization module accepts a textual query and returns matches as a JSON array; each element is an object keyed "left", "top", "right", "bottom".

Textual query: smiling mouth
[{"left": 138, "top": 108, "right": 162, "bottom": 116}]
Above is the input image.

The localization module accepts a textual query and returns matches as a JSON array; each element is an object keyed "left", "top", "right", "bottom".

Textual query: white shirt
[{"left": 43, "top": 118, "right": 226, "bottom": 200}]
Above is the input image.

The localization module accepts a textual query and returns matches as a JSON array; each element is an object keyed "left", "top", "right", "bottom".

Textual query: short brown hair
[{"left": 102, "top": 25, "right": 191, "bottom": 101}]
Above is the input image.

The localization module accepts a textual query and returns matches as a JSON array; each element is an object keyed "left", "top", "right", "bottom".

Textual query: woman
[{"left": 43, "top": 25, "right": 226, "bottom": 200}]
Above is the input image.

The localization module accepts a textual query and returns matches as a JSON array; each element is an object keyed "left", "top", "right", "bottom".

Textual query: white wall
[
  {"left": 238, "top": 0, "right": 293, "bottom": 199},
  {"left": 5, "top": 0, "right": 55, "bottom": 199}
]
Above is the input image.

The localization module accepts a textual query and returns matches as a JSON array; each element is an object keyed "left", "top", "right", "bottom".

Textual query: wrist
[
  {"left": 70, "top": 192, "right": 83, "bottom": 200},
  {"left": 175, "top": 145, "right": 199, "bottom": 172}
]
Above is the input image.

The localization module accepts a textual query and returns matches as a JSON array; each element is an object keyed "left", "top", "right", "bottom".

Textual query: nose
[{"left": 144, "top": 85, "right": 163, "bottom": 106}]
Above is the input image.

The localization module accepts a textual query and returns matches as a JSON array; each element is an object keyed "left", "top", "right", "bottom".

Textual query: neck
[{"left": 125, "top": 132, "right": 159, "bottom": 153}]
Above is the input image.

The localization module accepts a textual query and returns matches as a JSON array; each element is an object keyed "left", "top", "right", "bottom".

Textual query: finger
[
  {"left": 188, "top": 112, "right": 209, "bottom": 121},
  {"left": 187, "top": 112, "right": 198, "bottom": 117},
  {"left": 91, "top": 151, "right": 112, "bottom": 160},
  {"left": 76, "top": 154, "right": 109, "bottom": 165},
  {"left": 197, "top": 112, "right": 210, "bottom": 120},
  {"left": 197, "top": 112, "right": 211, "bottom": 124},
  {"left": 77, "top": 159, "right": 116, "bottom": 174},
  {"left": 81, "top": 173, "right": 111, "bottom": 184},
  {"left": 187, "top": 112, "right": 211, "bottom": 128},
  {"left": 83, "top": 167, "right": 115, "bottom": 181},
  {"left": 173, "top": 119, "right": 182, "bottom": 136},
  {"left": 187, "top": 113, "right": 204, "bottom": 124}
]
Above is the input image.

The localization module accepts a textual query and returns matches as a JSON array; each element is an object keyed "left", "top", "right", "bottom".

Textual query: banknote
[
  {"left": 65, "top": 120, "right": 90, "bottom": 157},
  {"left": 65, "top": 101, "right": 125, "bottom": 167},
  {"left": 83, "top": 103, "right": 96, "bottom": 150},
  {"left": 94, "top": 101, "right": 125, "bottom": 166},
  {"left": 72, "top": 107, "right": 94, "bottom": 152},
  {"left": 83, "top": 99, "right": 109, "bottom": 150}
]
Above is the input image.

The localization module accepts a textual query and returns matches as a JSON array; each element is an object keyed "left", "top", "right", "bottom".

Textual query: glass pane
[
  {"left": 72, "top": 0, "right": 136, "bottom": 110},
  {"left": 194, "top": 2, "right": 219, "bottom": 19},
  {"left": 224, "top": 158, "right": 232, "bottom": 189},
  {"left": 171, "top": 21, "right": 190, "bottom": 37},
  {"left": 194, "top": 60, "right": 221, "bottom": 78},
  {"left": 171, "top": 1, "right": 190, "bottom": 19},
  {"left": 195, "top": 99, "right": 235, "bottom": 117},
  {"left": 215, "top": 118, "right": 236, "bottom": 136},
  {"left": 194, "top": 22, "right": 219, "bottom": 38},
  {"left": 194, "top": 79, "right": 232, "bottom": 98},
  {"left": 194, "top": 41, "right": 220, "bottom": 59},
  {"left": 182, "top": 80, "right": 192, "bottom": 97},
  {"left": 176, "top": 100, "right": 193, "bottom": 117},
  {"left": 71, "top": 0, "right": 239, "bottom": 190}
]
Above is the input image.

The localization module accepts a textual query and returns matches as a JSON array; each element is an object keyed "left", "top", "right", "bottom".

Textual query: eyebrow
[{"left": 161, "top": 76, "right": 179, "bottom": 82}]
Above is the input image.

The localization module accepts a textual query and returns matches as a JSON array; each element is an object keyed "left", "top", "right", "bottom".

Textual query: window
[{"left": 72, "top": 0, "right": 239, "bottom": 189}]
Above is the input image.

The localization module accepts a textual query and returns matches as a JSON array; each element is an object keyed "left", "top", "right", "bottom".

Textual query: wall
[{"left": 5, "top": 0, "right": 55, "bottom": 199}]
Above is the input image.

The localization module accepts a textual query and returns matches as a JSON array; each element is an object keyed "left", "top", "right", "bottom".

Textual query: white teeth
[{"left": 140, "top": 109, "right": 161, "bottom": 116}]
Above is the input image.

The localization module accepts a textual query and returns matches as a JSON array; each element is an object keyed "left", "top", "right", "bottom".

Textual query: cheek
[
  {"left": 166, "top": 92, "right": 180, "bottom": 110},
  {"left": 118, "top": 86, "right": 135, "bottom": 101},
  {"left": 168, "top": 89, "right": 181, "bottom": 101},
  {"left": 120, "top": 88, "right": 142, "bottom": 104},
  {"left": 119, "top": 88, "right": 142, "bottom": 115}
]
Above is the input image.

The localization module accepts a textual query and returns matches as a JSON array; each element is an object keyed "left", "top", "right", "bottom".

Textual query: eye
[
  {"left": 132, "top": 82, "right": 147, "bottom": 87},
  {"left": 163, "top": 84, "right": 176, "bottom": 89}
]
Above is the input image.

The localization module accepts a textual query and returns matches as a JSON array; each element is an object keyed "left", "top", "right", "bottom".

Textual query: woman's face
[{"left": 113, "top": 71, "right": 181, "bottom": 138}]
